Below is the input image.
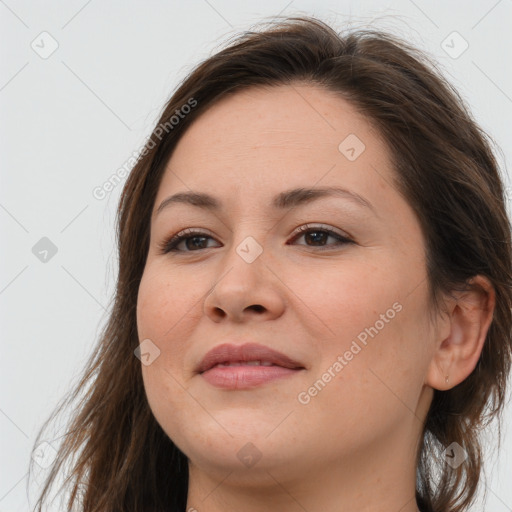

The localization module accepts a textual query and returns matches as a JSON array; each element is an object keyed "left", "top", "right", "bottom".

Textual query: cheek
[
  {"left": 136, "top": 264, "right": 203, "bottom": 341},
  {"left": 295, "top": 259, "right": 430, "bottom": 393},
  {"left": 136, "top": 266, "right": 201, "bottom": 396},
  {"left": 137, "top": 267, "right": 205, "bottom": 445},
  {"left": 295, "top": 303, "right": 429, "bottom": 452},
  {"left": 290, "top": 260, "right": 399, "bottom": 343}
]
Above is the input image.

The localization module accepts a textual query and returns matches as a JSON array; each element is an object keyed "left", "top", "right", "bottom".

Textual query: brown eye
[
  {"left": 289, "top": 224, "right": 354, "bottom": 249},
  {"left": 158, "top": 229, "right": 220, "bottom": 254}
]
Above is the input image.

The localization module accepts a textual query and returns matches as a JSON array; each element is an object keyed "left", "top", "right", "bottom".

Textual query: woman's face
[{"left": 137, "top": 84, "right": 438, "bottom": 486}]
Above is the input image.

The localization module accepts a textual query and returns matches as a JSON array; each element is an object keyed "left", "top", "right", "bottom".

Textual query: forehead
[{"left": 156, "top": 84, "right": 395, "bottom": 212}]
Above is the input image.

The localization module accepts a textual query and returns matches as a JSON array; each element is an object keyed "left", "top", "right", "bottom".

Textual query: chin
[{"left": 171, "top": 419, "right": 304, "bottom": 478}]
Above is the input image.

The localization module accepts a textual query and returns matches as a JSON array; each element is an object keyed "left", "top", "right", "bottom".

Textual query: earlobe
[{"left": 425, "top": 275, "right": 495, "bottom": 391}]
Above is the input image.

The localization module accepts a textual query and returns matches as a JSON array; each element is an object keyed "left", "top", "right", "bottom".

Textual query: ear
[{"left": 425, "top": 275, "right": 495, "bottom": 390}]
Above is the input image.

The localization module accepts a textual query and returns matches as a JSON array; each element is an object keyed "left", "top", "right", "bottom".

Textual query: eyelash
[{"left": 157, "top": 224, "right": 354, "bottom": 254}]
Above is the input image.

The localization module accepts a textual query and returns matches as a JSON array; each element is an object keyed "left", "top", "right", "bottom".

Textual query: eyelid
[{"left": 290, "top": 223, "right": 353, "bottom": 241}]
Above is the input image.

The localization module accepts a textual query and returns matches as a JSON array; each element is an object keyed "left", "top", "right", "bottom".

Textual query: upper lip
[{"left": 196, "top": 343, "right": 305, "bottom": 373}]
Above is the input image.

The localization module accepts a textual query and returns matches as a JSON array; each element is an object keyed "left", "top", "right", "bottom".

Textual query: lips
[
  {"left": 196, "top": 342, "right": 305, "bottom": 373},
  {"left": 196, "top": 342, "right": 305, "bottom": 389}
]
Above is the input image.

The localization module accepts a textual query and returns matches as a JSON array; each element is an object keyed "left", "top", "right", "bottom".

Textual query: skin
[{"left": 136, "top": 84, "right": 495, "bottom": 512}]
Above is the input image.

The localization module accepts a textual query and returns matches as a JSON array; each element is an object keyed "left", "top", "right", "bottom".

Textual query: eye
[
  {"left": 287, "top": 224, "right": 354, "bottom": 249},
  {"left": 157, "top": 228, "right": 220, "bottom": 254},
  {"left": 158, "top": 224, "right": 354, "bottom": 254}
]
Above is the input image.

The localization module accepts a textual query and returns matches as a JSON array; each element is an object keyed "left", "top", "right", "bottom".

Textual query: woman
[{"left": 30, "top": 16, "right": 512, "bottom": 512}]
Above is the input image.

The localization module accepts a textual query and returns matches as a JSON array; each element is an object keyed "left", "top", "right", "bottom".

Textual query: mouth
[{"left": 197, "top": 342, "right": 305, "bottom": 389}]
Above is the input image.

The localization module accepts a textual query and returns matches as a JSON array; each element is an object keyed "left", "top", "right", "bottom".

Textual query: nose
[{"left": 203, "top": 239, "right": 286, "bottom": 323}]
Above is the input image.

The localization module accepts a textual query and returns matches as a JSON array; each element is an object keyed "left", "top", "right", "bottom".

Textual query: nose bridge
[
  {"left": 225, "top": 212, "right": 272, "bottom": 265},
  {"left": 217, "top": 231, "right": 267, "bottom": 288},
  {"left": 223, "top": 194, "right": 287, "bottom": 260}
]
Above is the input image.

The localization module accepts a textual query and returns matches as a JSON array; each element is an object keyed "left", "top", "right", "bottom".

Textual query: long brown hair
[{"left": 29, "top": 16, "right": 512, "bottom": 512}]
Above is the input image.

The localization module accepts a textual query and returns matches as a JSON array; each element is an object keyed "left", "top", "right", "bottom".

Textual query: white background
[{"left": 1, "top": 1, "right": 511, "bottom": 510}]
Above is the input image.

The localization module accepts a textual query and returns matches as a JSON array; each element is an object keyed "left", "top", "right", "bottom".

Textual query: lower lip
[{"left": 200, "top": 365, "right": 302, "bottom": 389}]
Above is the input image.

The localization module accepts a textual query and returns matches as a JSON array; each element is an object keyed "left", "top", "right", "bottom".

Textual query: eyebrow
[{"left": 155, "top": 186, "right": 375, "bottom": 216}]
